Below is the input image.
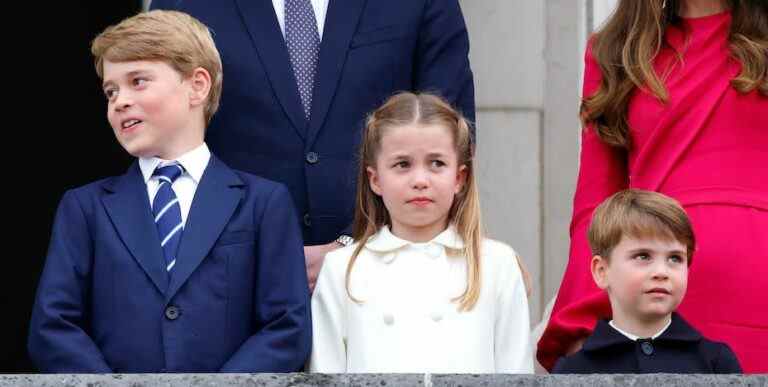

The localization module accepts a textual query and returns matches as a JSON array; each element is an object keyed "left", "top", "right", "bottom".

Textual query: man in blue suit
[
  {"left": 149, "top": 0, "right": 475, "bottom": 290},
  {"left": 28, "top": 10, "right": 311, "bottom": 372}
]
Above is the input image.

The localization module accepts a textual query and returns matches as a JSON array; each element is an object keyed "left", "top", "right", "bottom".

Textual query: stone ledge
[{"left": 2, "top": 373, "right": 766, "bottom": 387}]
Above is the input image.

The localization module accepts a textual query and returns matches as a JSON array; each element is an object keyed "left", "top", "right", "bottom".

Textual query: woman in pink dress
[{"left": 538, "top": 0, "right": 767, "bottom": 372}]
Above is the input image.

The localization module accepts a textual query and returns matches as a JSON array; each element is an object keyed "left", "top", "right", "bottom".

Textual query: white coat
[{"left": 309, "top": 226, "right": 533, "bottom": 373}]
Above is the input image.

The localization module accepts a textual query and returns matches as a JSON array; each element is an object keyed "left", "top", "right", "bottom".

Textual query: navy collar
[{"left": 583, "top": 313, "right": 702, "bottom": 352}]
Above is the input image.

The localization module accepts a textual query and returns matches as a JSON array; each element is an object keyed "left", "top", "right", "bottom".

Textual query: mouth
[
  {"left": 407, "top": 197, "right": 433, "bottom": 206},
  {"left": 645, "top": 288, "right": 671, "bottom": 295},
  {"left": 120, "top": 119, "right": 143, "bottom": 132}
]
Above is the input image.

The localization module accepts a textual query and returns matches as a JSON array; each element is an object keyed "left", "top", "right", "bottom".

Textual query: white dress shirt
[
  {"left": 139, "top": 143, "right": 211, "bottom": 226},
  {"left": 272, "top": 0, "right": 329, "bottom": 40},
  {"left": 310, "top": 226, "right": 534, "bottom": 373}
]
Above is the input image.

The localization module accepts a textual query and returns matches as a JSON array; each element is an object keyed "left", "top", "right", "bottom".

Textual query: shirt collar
[
  {"left": 583, "top": 313, "right": 702, "bottom": 352},
  {"left": 138, "top": 143, "right": 211, "bottom": 184},
  {"left": 609, "top": 318, "right": 671, "bottom": 341},
  {"left": 364, "top": 225, "right": 465, "bottom": 262}
]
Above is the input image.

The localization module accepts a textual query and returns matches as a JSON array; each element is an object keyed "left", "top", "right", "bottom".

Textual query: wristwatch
[{"left": 335, "top": 234, "right": 354, "bottom": 247}]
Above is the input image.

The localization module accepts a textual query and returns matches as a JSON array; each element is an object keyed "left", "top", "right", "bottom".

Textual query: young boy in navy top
[
  {"left": 28, "top": 10, "right": 311, "bottom": 373},
  {"left": 553, "top": 189, "right": 741, "bottom": 373}
]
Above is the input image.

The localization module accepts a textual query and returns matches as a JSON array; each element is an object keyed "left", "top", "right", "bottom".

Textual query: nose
[
  {"left": 411, "top": 166, "right": 429, "bottom": 190},
  {"left": 651, "top": 260, "right": 670, "bottom": 280},
  {"left": 113, "top": 90, "right": 133, "bottom": 112}
]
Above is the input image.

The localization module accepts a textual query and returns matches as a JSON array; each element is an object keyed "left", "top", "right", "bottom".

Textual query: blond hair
[
  {"left": 91, "top": 10, "right": 223, "bottom": 125},
  {"left": 588, "top": 189, "right": 695, "bottom": 265},
  {"left": 348, "top": 92, "right": 483, "bottom": 311}
]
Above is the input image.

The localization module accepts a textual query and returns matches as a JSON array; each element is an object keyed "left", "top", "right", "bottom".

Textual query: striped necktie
[{"left": 152, "top": 163, "right": 185, "bottom": 273}]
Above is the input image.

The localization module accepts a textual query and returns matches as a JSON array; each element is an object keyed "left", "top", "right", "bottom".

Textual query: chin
[
  {"left": 122, "top": 145, "right": 153, "bottom": 158},
  {"left": 640, "top": 307, "right": 674, "bottom": 319}
]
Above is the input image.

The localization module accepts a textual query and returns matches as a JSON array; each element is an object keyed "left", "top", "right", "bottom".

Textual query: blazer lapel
[
  {"left": 306, "top": 0, "right": 367, "bottom": 147},
  {"left": 235, "top": 0, "right": 308, "bottom": 140},
  {"left": 165, "top": 156, "right": 244, "bottom": 300},
  {"left": 102, "top": 162, "right": 169, "bottom": 295}
]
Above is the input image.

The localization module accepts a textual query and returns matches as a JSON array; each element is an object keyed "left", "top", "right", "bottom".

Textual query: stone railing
[{"left": 2, "top": 373, "right": 766, "bottom": 387}]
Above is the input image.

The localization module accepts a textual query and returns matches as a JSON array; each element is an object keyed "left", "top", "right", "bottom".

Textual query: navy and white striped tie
[
  {"left": 285, "top": 0, "right": 320, "bottom": 120},
  {"left": 152, "top": 163, "right": 185, "bottom": 273}
]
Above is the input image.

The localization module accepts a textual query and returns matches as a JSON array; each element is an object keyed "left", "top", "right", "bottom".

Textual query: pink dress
[{"left": 538, "top": 11, "right": 768, "bottom": 372}]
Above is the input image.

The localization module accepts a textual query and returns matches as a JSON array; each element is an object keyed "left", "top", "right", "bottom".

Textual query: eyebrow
[
  {"left": 387, "top": 153, "right": 411, "bottom": 160},
  {"left": 102, "top": 70, "right": 150, "bottom": 88},
  {"left": 627, "top": 248, "right": 687, "bottom": 256}
]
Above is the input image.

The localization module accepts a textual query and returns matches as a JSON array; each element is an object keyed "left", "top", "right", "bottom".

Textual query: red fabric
[{"left": 538, "top": 12, "right": 768, "bottom": 372}]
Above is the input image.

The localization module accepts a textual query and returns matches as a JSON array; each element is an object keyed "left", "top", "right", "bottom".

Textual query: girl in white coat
[{"left": 309, "top": 92, "right": 533, "bottom": 373}]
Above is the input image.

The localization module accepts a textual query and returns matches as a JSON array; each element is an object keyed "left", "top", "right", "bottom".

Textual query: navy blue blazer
[
  {"left": 28, "top": 156, "right": 311, "bottom": 373},
  {"left": 552, "top": 313, "right": 742, "bottom": 374},
  {"left": 150, "top": 0, "right": 475, "bottom": 244}
]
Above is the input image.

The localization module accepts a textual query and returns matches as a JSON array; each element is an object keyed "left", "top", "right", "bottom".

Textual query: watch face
[{"left": 337, "top": 235, "right": 353, "bottom": 246}]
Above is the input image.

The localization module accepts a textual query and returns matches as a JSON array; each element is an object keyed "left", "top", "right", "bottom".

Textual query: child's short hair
[
  {"left": 588, "top": 189, "right": 695, "bottom": 264},
  {"left": 91, "top": 10, "right": 223, "bottom": 125}
]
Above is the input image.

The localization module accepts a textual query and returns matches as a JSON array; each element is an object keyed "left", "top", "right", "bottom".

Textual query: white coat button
[
  {"left": 429, "top": 311, "right": 443, "bottom": 322},
  {"left": 426, "top": 244, "right": 443, "bottom": 259},
  {"left": 382, "top": 313, "right": 395, "bottom": 325}
]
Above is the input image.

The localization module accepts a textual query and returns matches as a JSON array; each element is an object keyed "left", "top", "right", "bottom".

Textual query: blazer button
[
  {"left": 640, "top": 340, "right": 654, "bottom": 355},
  {"left": 382, "top": 313, "right": 394, "bottom": 326},
  {"left": 306, "top": 152, "right": 319, "bottom": 164},
  {"left": 165, "top": 305, "right": 181, "bottom": 321},
  {"left": 303, "top": 213, "right": 312, "bottom": 227}
]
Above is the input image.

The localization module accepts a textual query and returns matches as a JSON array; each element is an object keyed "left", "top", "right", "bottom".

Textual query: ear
[
  {"left": 367, "top": 166, "right": 382, "bottom": 196},
  {"left": 591, "top": 255, "right": 610, "bottom": 290},
  {"left": 454, "top": 164, "right": 468, "bottom": 194},
  {"left": 187, "top": 67, "right": 212, "bottom": 107}
]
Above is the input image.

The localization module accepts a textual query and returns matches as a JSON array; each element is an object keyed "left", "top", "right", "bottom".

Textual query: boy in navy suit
[
  {"left": 28, "top": 10, "right": 311, "bottom": 373},
  {"left": 552, "top": 189, "right": 741, "bottom": 373}
]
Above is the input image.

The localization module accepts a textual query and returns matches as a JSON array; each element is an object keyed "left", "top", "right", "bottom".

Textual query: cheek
[
  {"left": 142, "top": 95, "right": 169, "bottom": 116},
  {"left": 614, "top": 268, "right": 646, "bottom": 294},
  {"left": 107, "top": 112, "right": 121, "bottom": 132},
  {"left": 373, "top": 173, "right": 398, "bottom": 198},
  {"left": 674, "top": 268, "right": 689, "bottom": 289}
]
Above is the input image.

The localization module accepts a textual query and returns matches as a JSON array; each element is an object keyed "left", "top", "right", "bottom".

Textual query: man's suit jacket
[
  {"left": 28, "top": 156, "right": 311, "bottom": 373},
  {"left": 150, "top": 0, "right": 475, "bottom": 244}
]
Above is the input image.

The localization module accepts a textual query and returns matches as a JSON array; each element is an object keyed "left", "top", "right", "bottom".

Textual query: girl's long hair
[
  {"left": 347, "top": 92, "right": 483, "bottom": 312},
  {"left": 583, "top": 0, "right": 767, "bottom": 148}
]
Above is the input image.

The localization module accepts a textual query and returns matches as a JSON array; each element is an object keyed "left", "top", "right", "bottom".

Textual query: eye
[
  {"left": 103, "top": 88, "right": 117, "bottom": 100},
  {"left": 668, "top": 255, "right": 684, "bottom": 264},
  {"left": 393, "top": 160, "right": 410, "bottom": 169},
  {"left": 431, "top": 159, "right": 446, "bottom": 168},
  {"left": 132, "top": 77, "right": 148, "bottom": 87},
  {"left": 633, "top": 253, "right": 651, "bottom": 261}
]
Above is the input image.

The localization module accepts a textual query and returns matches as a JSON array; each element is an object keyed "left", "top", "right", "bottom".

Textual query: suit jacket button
[
  {"left": 640, "top": 341, "right": 654, "bottom": 355},
  {"left": 303, "top": 213, "right": 312, "bottom": 227},
  {"left": 306, "top": 152, "right": 319, "bottom": 164},
  {"left": 165, "top": 305, "right": 181, "bottom": 321}
]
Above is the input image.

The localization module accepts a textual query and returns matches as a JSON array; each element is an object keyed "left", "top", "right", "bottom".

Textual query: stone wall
[{"left": 3, "top": 373, "right": 765, "bottom": 387}]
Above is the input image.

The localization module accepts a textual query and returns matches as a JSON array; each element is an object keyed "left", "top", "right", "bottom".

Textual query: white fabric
[
  {"left": 310, "top": 226, "right": 534, "bottom": 373},
  {"left": 609, "top": 318, "right": 672, "bottom": 341}
]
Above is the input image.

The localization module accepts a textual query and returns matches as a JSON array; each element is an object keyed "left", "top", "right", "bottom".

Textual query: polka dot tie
[{"left": 285, "top": 0, "right": 320, "bottom": 121}]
